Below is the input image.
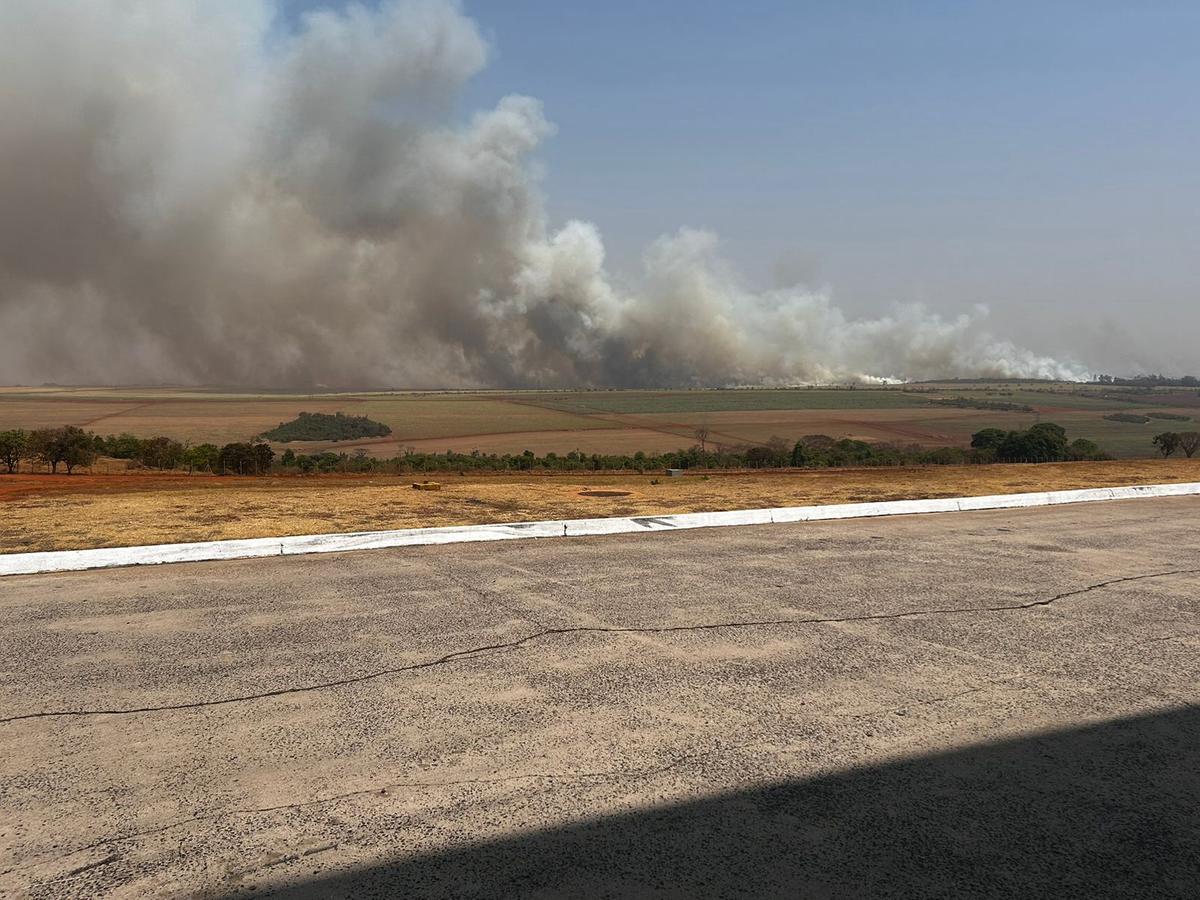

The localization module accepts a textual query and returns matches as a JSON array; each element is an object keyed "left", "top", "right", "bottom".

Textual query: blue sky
[{"left": 284, "top": 1, "right": 1199, "bottom": 371}]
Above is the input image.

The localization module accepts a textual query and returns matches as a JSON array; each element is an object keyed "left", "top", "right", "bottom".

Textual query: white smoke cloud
[{"left": 0, "top": 0, "right": 1087, "bottom": 387}]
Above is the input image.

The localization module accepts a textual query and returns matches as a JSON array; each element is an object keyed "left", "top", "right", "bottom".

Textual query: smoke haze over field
[{"left": 0, "top": 1, "right": 1091, "bottom": 388}]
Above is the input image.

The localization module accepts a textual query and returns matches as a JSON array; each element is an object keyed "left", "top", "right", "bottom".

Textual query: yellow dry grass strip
[{"left": 1, "top": 459, "right": 1197, "bottom": 554}]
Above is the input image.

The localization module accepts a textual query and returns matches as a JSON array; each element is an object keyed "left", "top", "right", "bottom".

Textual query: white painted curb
[{"left": 3, "top": 481, "right": 1198, "bottom": 577}]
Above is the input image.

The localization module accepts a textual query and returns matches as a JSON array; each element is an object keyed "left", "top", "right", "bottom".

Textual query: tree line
[
  {"left": 0, "top": 428, "right": 275, "bottom": 475},
  {"left": 279, "top": 423, "right": 1108, "bottom": 473},
  {"left": 0, "top": 420, "right": 1118, "bottom": 477},
  {"left": 1092, "top": 374, "right": 1200, "bottom": 388}
]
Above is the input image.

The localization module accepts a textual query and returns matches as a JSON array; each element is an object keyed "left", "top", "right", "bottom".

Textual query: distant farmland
[{"left": 0, "top": 383, "right": 1194, "bottom": 459}]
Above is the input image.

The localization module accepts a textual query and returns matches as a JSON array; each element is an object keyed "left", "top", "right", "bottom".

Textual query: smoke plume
[{"left": 0, "top": 1, "right": 1085, "bottom": 387}]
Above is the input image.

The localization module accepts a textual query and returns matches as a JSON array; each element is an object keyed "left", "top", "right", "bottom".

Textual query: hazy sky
[
  {"left": 2, "top": 1, "right": 1195, "bottom": 387},
  {"left": 303, "top": 0, "right": 1198, "bottom": 374}
]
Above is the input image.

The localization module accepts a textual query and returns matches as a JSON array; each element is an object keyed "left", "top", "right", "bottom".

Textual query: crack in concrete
[{"left": 2, "top": 568, "right": 1195, "bottom": 726}]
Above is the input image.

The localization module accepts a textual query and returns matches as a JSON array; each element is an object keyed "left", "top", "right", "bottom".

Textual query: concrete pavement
[{"left": 1, "top": 497, "right": 1198, "bottom": 897}]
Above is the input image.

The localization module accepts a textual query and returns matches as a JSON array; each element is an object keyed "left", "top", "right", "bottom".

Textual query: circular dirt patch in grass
[{"left": 578, "top": 490, "right": 632, "bottom": 498}]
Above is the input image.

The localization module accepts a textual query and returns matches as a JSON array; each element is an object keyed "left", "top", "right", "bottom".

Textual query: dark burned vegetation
[
  {"left": 262, "top": 411, "right": 392, "bottom": 442},
  {"left": 928, "top": 397, "right": 1035, "bottom": 413}
]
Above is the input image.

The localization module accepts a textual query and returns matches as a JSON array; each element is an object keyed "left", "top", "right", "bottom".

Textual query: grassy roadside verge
[{"left": 2, "top": 458, "right": 1197, "bottom": 554}]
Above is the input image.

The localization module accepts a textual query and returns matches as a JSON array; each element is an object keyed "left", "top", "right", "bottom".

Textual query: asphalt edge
[{"left": 3, "top": 481, "right": 1198, "bottom": 577}]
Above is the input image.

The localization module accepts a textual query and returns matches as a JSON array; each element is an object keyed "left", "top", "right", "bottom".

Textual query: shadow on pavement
[{"left": 238, "top": 705, "right": 1199, "bottom": 899}]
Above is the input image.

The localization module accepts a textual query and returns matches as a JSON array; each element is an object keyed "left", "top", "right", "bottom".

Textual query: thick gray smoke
[{"left": 0, "top": 1, "right": 1085, "bottom": 388}]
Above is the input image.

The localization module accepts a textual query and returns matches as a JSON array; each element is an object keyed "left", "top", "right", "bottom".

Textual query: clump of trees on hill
[
  {"left": 262, "top": 411, "right": 392, "bottom": 442},
  {"left": 1153, "top": 431, "right": 1200, "bottom": 458}
]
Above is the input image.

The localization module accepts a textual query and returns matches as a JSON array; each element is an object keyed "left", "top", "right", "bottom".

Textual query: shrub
[{"left": 1067, "top": 438, "right": 1107, "bottom": 461}]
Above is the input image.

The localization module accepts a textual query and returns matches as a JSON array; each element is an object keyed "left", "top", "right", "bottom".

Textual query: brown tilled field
[
  {"left": 2, "top": 458, "right": 1196, "bottom": 553},
  {"left": 2, "top": 384, "right": 1195, "bottom": 459}
]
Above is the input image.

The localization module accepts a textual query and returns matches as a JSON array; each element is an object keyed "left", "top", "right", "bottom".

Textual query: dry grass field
[
  {"left": 1, "top": 458, "right": 1196, "bottom": 553},
  {"left": 2, "top": 383, "right": 1196, "bottom": 459},
  {"left": 0, "top": 388, "right": 608, "bottom": 446}
]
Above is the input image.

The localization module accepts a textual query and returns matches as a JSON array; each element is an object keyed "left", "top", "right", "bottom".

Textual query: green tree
[
  {"left": 252, "top": 441, "right": 274, "bottom": 474},
  {"left": 1027, "top": 422, "right": 1069, "bottom": 458},
  {"left": 831, "top": 438, "right": 874, "bottom": 465},
  {"left": 1153, "top": 432, "right": 1182, "bottom": 458},
  {"left": 970, "top": 428, "right": 1008, "bottom": 451},
  {"left": 217, "top": 442, "right": 251, "bottom": 475},
  {"left": 137, "top": 436, "right": 185, "bottom": 469},
  {"left": 0, "top": 429, "right": 28, "bottom": 473},
  {"left": 182, "top": 443, "right": 219, "bottom": 473},
  {"left": 101, "top": 433, "right": 143, "bottom": 459},
  {"left": 996, "top": 422, "right": 1068, "bottom": 462},
  {"left": 29, "top": 426, "right": 96, "bottom": 474},
  {"left": 216, "top": 441, "right": 274, "bottom": 475},
  {"left": 61, "top": 426, "right": 96, "bottom": 474}
]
